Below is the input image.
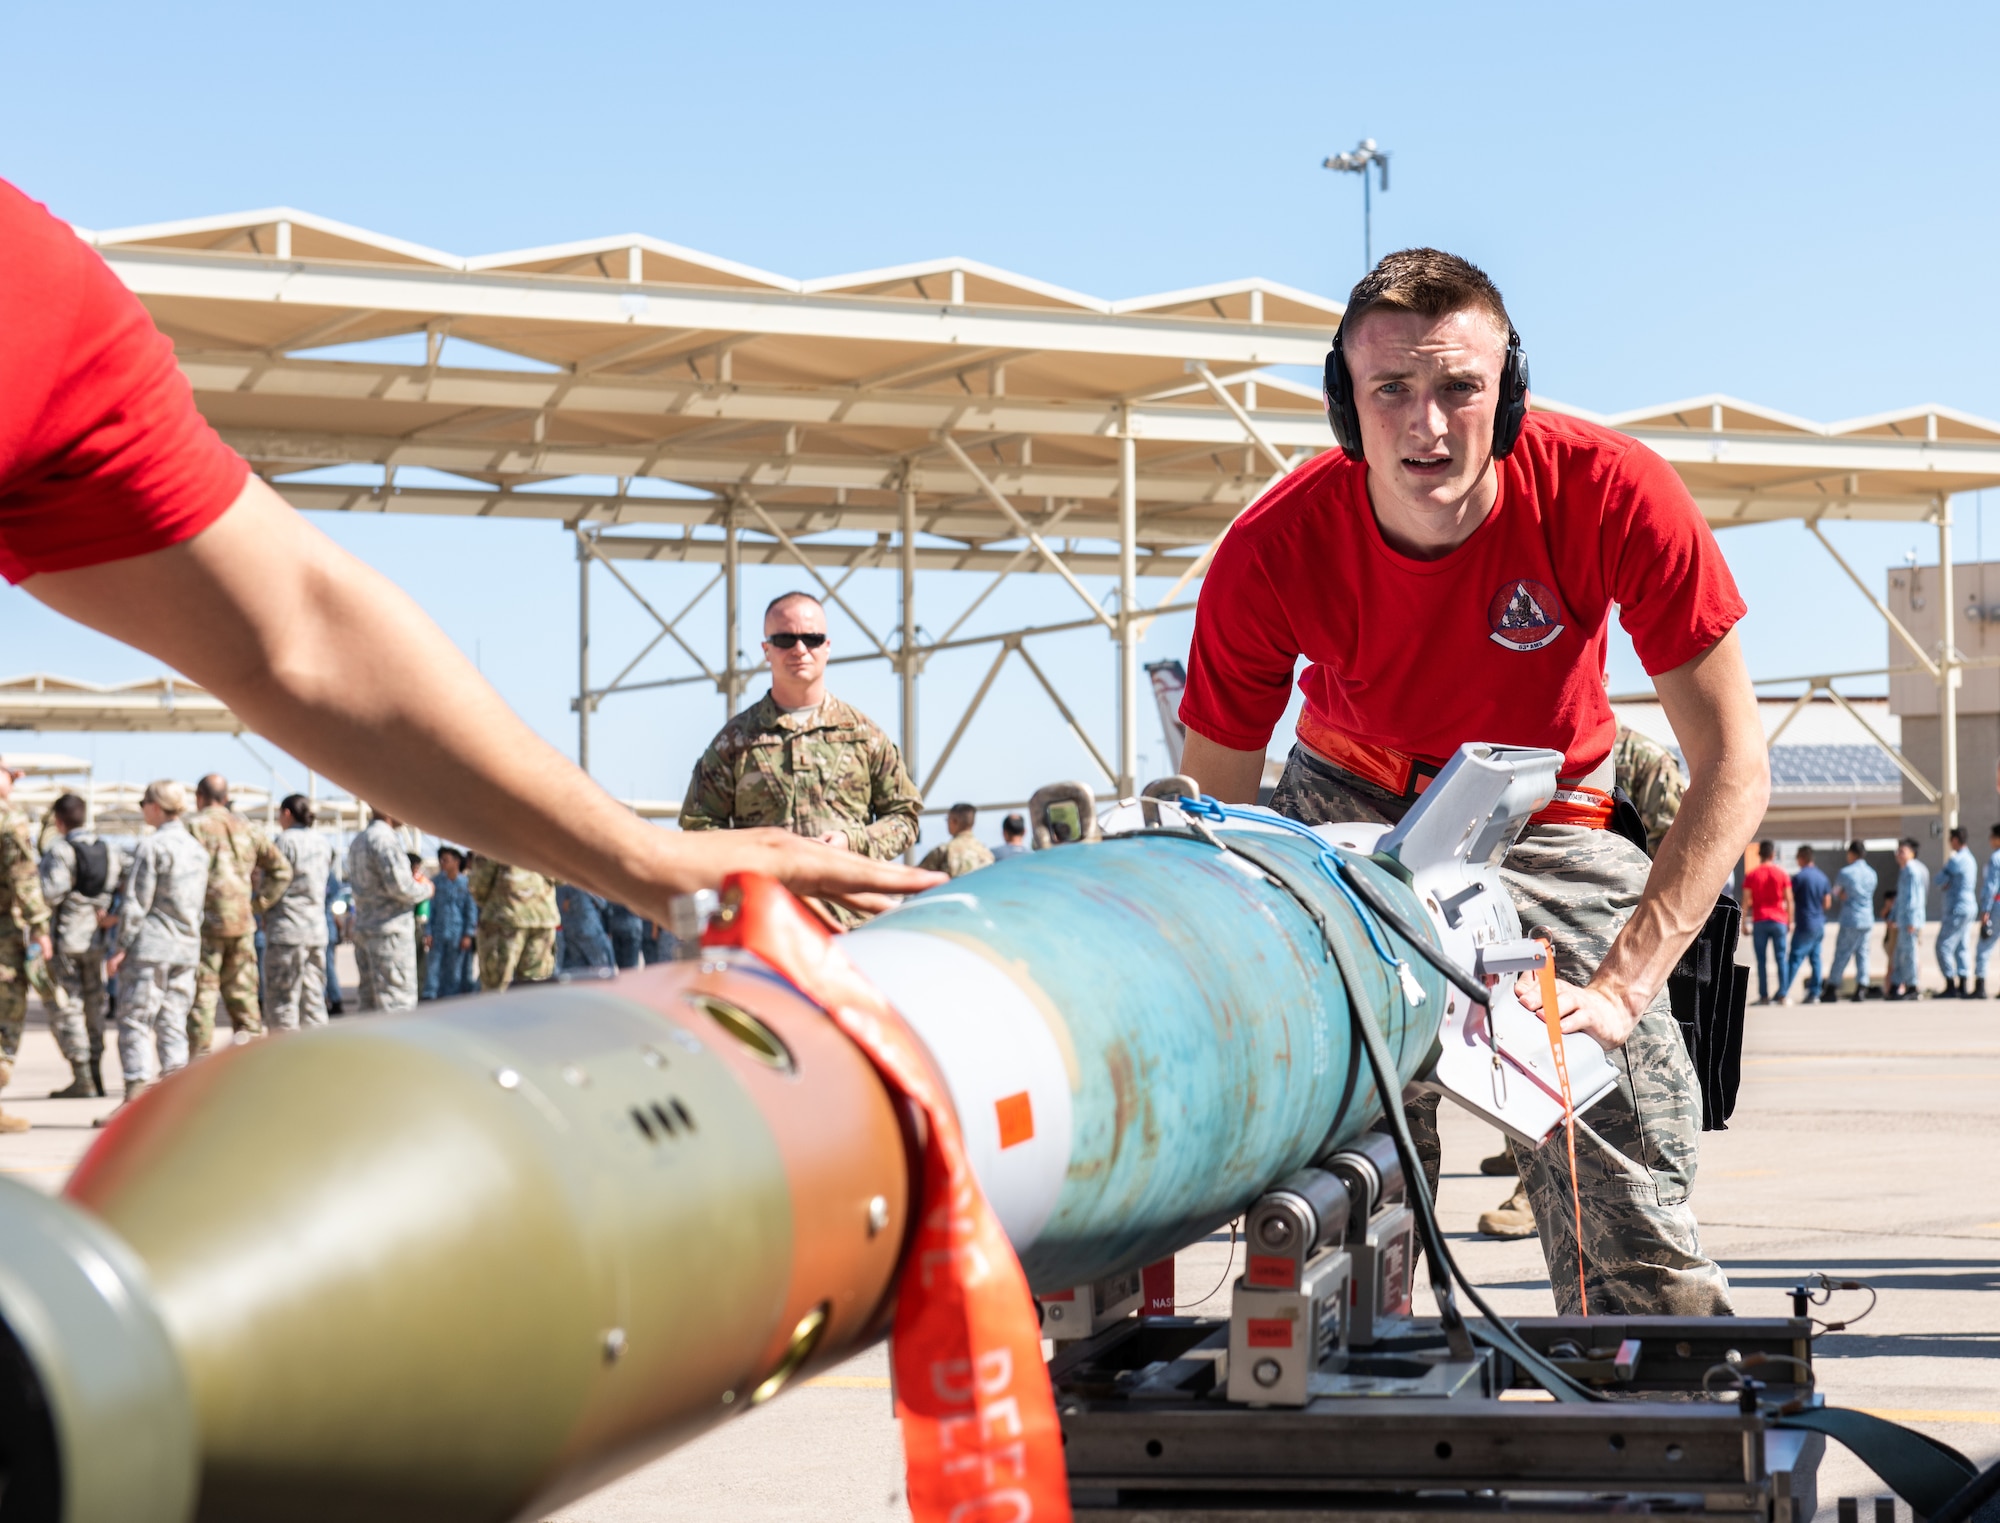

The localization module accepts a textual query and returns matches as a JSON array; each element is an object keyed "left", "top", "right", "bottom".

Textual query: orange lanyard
[
  {"left": 707, "top": 874, "right": 1072, "bottom": 1523},
  {"left": 1534, "top": 940, "right": 1589, "bottom": 1316}
]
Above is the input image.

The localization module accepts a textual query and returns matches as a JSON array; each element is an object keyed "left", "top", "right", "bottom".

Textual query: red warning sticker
[
  {"left": 1246, "top": 1318, "right": 1295, "bottom": 1349},
  {"left": 1246, "top": 1254, "right": 1296, "bottom": 1290}
]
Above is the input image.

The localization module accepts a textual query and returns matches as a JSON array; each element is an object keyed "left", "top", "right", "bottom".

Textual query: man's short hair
[
  {"left": 196, "top": 772, "right": 228, "bottom": 807},
  {"left": 1951, "top": 827, "right": 1968, "bottom": 846},
  {"left": 1002, "top": 813, "right": 1025, "bottom": 839},
  {"left": 1342, "top": 248, "right": 1512, "bottom": 341},
  {"left": 764, "top": 591, "right": 824, "bottom": 625},
  {"left": 143, "top": 779, "right": 188, "bottom": 817},
  {"left": 1849, "top": 839, "right": 1867, "bottom": 856},
  {"left": 53, "top": 793, "right": 87, "bottom": 830},
  {"left": 1901, "top": 836, "right": 1921, "bottom": 853},
  {"left": 1796, "top": 845, "right": 1814, "bottom": 862},
  {"left": 1757, "top": 840, "right": 1776, "bottom": 860},
  {"left": 949, "top": 802, "right": 976, "bottom": 825},
  {"left": 438, "top": 845, "right": 465, "bottom": 866}
]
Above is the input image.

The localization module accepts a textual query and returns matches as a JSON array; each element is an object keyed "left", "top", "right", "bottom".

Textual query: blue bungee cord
[{"left": 1176, "top": 794, "right": 1428, "bottom": 1008}]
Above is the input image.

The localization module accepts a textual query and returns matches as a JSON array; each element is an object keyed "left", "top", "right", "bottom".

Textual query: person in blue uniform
[
  {"left": 1935, "top": 827, "right": 1977, "bottom": 999},
  {"left": 423, "top": 847, "right": 479, "bottom": 998},
  {"left": 555, "top": 882, "right": 616, "bottom": 972}
]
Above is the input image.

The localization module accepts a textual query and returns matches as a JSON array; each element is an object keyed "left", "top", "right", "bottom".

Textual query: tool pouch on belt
[{"left": 1666, "top": 893, "right": 1748, "bottom": 1131}]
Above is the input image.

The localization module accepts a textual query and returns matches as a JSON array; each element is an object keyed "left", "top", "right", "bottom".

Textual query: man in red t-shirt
[
  {"left": 0, "top": 179, "right": 942, "bottom": 1127},
  {"left": 1180, "top": 250, "right": 1769, "bottom": 1316},
  {"left": 1742, "top": 841, "right": 1794, "bottom": 1005}
]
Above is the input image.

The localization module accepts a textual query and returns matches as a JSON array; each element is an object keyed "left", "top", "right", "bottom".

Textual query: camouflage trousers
[
  {"left": 1270, "top": 744, "right": 1733, "bottom": 1317},
  {"left": 191, "top": 931, "right": 264, "bottom": 1055},
  {"left": 0, "top": 930, "right": 25, "bottom": 1068},
  {"left": 50, "top": 947, "right": 111, "bottom": 1067},
  {"left": 477, "top": 925, "right": 556, "bottom": 992},
  {"left": 353, "top": 921, "right": 419, "bottom": 1012},
  {"left": 262, "top": 944, "right": 328, "bottom": 1030},
  {"left": 119, "top": 959, "right": 195, "bottom": 1086}
]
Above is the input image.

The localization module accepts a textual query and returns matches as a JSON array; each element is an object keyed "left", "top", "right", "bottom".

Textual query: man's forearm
[
  {"left": 1594, "top": 749, "right": 1767, "bottom": 1019},
  {"left": 28, "top": 480, "right": 704, "bottom": 912}
]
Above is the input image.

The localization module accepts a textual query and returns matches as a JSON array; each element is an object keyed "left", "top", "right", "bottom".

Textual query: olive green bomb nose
[
  {"left": 0, "top": 1179, "right": 197, "bottom": 1523},
  {"left": 16, "top": 962, "right": 910, "bottom": 1523}
]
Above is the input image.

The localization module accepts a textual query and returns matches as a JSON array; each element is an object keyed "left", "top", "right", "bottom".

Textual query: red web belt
[
  {"left": 1294, "top": 716, "right": 1614, "bottom": 829},
  {"left": 705, "top": 874, "right": 1072, "bottom": 1523}
]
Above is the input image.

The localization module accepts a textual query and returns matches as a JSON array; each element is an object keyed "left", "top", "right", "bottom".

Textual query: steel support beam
[
  {"left": 1117, "top": 418, "right": 1139, "bottom": 796},
  {"left": 723, "top": 513, "right": 742, "bottom": 719},
  {"left": 1939, "top": 500, "right": 1960, "bottom": 834},
  {"left": 577, "top": 528, "right": 592, "bottom": 773},
  {"left": 900, "top": 477, "right": 920, "bottom": 861}
]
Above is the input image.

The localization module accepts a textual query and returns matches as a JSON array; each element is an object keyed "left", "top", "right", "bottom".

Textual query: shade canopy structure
[
  {"left": 0, "top": 675, "right": 240, "bottom": 734},
  {"left": 73, "top": 208, "right": 2000, "bottom": 832}
]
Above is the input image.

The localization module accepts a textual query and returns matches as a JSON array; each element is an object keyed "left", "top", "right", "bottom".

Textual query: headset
[{"left": 1323, "top": 321, "right": 1530, "bottom": 463}]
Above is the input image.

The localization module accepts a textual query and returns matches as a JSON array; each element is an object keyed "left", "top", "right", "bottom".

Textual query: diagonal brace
[
  {"left": 1807, "top": 520, "right": 1939, "bottom": 679},
  {"left": 1015, "top": 642, "right": 1118, "bottom": 786},
  {"left": 740, "top": 495, "right": 893, "bottom": 659},
  {"left": 922, "top": 641, "right": 1014, "bottom": 798},
  {"left": 938, "top": 433, "right": 1114, "bottom": 629},
  {"left": 1822, "top": 684, "right": 1939, "bottom": 803},
  {"left": 1188, "top": 361, "right": 1292, "bottom": 475}
]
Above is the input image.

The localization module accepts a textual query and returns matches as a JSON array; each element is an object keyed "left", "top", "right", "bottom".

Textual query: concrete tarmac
[{"left": 1, "top": 992, "right": 1994, "bottom": 1519}]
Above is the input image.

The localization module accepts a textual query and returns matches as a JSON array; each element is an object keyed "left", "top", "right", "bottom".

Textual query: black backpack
[
  {"left": 1667, "top": 893, "right": 1748, "bottom": 1131},
  {"left": 70, "top": 838, "right": 110, "bottom": 899}
]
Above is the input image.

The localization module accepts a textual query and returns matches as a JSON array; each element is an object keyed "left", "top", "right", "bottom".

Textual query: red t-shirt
[
  {"left": 1179, "top": 411, "right": 1745, "bottom": 779},
  {"left": 1743, "top": 862, "right": 1791, "bottom": 924},
  {"left": 0, "top": 179, "right": 247, "bottom": 583}
]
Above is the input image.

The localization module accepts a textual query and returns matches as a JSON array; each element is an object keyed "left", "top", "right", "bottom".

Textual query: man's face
[
  {"left": 1897, "top": 844, "right": 1915, "bottom": 864},
  {"left": 764, "top": 600, "right": 830, "bottom": 693},
  {"left": 1346, "top": 306, "right": 1509, "bottom": 515}
]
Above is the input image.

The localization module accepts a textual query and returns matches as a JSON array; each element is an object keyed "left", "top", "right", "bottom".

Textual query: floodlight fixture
[{"left": 1322, "top": 137, "right": 1392, "bottom": 272}]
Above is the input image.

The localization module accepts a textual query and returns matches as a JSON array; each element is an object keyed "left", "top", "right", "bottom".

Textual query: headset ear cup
[
  {"left": 1493, "top": 331, "right": 1530, "bottom": 459},
  {"left": 1325, "top": 333, "right": 1363, "bottom": 459}
]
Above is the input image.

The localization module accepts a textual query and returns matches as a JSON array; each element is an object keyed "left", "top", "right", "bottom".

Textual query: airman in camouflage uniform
[
  {"left": 1269, "top": 745, "right": 1732, "bottom": 1317},
  {"left": 185, "top": 776, "right": 292, "bottom": 1056},
  {"left": 0, "top": 772, "right": 54, "bottom": 1132},
  {"left": 682, "top": 693, "right": 922, "bottom": 858},
  {"left": 1475, "top": 722, "right": 1692, "bottom": 1235},
  {"left": 468, "top": 857, "right": 559, "bottom": 991},
  {"left": 918, "top": 803, "right": 995, "bottom": 879},
  {"left": 1612, "top": 724, "right": 1685, "bottom": 858}
]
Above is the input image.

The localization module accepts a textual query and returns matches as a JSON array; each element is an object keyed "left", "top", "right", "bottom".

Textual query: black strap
[{"left": 1775, "top": 1408, "right": 1976, "bottom": 1517}]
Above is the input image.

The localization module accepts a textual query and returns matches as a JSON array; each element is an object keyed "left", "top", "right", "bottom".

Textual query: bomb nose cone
[
  {"left": 0, "top": 1179, "right": 196, "bottom": 1523},
  {"left": 59, "top": 963, "right": 910, "bottom": 1523}
]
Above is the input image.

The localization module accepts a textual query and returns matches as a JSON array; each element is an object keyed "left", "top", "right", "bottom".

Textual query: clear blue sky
[{"left": 4, "top": 2, "right": 1997, "bottom": 832}]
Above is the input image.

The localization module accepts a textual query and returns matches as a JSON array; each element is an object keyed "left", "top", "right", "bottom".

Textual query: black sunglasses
[{"left": 765, "top": 631, "right": 827, "bottom": 650}]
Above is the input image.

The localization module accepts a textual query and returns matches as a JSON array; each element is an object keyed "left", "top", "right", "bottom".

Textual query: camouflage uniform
[
  {"left": 1613, "top": 724, "right": 1685, "bottom": 858},
  {"left": 0, "top": 802, "right": 53, "bottom": 1084},
  {"left": 467, "top": 859, "right": 559, "bottom": 992},
  {"left": 40, "top": 830, "right": 126, "bottom": 1083},
  {"left": 918, "top": 831, "right": 995, "bottom": 879},
  {"left": 185, "top": 804, "right": 292, "bottom": 1054},
  {"left": 1269, "top": 744, "right": 1732, "bottom": 1317},
  {"left": 345, "top": 820, "right": 433, "bottom": 1012}
]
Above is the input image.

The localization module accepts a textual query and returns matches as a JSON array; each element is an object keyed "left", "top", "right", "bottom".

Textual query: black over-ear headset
[{"left": 1323, "top": 320, "right": 1530, "bottom": 462}]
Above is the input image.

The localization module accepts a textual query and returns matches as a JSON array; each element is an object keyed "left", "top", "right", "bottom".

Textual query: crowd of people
[
  {"left": 1742, "top": 825, "right": 2000, "bottom": 1002},
  {"left": 0, "top": 768, "right": 719, "bottom": 1134}
]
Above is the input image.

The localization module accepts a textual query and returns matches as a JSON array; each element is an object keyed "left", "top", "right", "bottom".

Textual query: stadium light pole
[{"left": 1322, "top": 138, "right": 1391, "bottom": 272}]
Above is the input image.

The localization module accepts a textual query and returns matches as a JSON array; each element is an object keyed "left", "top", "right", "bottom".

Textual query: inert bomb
[{"left": 0, "top": 744, "right": 1611, "bottom": 1522}]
